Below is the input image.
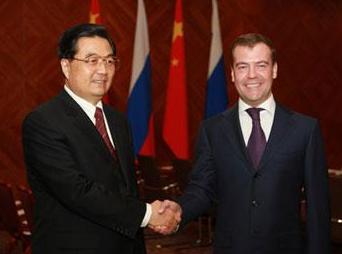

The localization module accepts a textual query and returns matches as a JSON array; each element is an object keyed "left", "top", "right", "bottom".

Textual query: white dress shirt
[
  {"left": 64, "top": 85, "right": 151, "bottom": 227},
  {"left": 64, "top": 85, "right": 115, "bottom": 147},
  {"left": 238, "top": 94, "right": 276, "bottom": 146}
]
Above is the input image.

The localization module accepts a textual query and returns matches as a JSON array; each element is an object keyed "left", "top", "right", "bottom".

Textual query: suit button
[{"left": 252, "top": 200, "right": 258, "bottom": 207}]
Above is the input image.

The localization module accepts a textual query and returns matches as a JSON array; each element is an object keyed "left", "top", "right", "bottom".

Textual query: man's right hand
[{"left": 148, "top": 200, "right": 182, "bottom": 235}]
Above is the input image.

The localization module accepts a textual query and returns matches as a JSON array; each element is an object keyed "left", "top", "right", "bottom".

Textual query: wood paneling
[{"left": 0, "top": 0, "right": 341, "bottom": 184}]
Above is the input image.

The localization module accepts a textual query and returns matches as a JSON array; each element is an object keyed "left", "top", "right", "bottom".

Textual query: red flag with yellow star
[
  {"left": 89, "top": 0, "right": 102, "bottom": 24},
  {"left": 162, "top": 0, "right": 189, "bottom": 159},
  {"left": 89, "top": 0, "right": 110, "bottom": 104}
]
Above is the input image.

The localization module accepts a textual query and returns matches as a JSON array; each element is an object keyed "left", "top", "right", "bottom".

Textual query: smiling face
[
  {"left": 60, "top": 36, "right": 115, "bottom": 105},
  {"left": 231, "top": 42, "right": 277, "bottom": 107}
]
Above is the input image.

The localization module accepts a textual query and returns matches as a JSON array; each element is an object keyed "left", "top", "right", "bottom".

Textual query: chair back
[
  {"left": 16, "top": 185, "right": 34, "bottom": 233},
  {"left": 329, "top": 175, "right": 342, "bottom": 243},
  {"left": 173, "top": 159, "right": 192, "bottom": 193},
  {"left": 137, "top": 155, "right": 161, "bottom": 187},
  {"left": 0, "top": 182, "right": 21, "bottom": 237},
  {"left": 137, "top": 156, "right": 179, "bottom": 202}
]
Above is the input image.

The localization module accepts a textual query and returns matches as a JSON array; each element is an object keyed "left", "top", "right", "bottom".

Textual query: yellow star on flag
[
  {"left": 89, "top": 12, "right": 100, "bottom": 24},
  {"left": 172, "top": 58, "right": 179, "bottom": 67},
  {"left": 172, "top": 22, "right": 183, "bottom": 42}
]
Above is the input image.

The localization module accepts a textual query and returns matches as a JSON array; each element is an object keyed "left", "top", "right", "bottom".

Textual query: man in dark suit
[
  {"left": 22, "top": 23, "right": 179, "bottom": 254},
  {"left": 159, "top": 33, "right": 330, "bottom": 253}
]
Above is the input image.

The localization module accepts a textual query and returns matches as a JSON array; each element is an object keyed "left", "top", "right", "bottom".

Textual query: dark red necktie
[
  {"left": 246, "top": 108, "right": 266, "bottom": 169},
  {"left": 95, "top": 107, "right": 117, "bottom": 159}
]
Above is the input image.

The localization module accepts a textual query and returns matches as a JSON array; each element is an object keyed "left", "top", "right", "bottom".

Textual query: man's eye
[
  {"left": 106, "top": 58, "right": 115, "bottom": 65},
  {"left": 88, "top": 58, "right": 98, "bottom": 64}
]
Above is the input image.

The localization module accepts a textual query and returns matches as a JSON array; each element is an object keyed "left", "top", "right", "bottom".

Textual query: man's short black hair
[{"left": 58, "top": 23, "right": 116, "bottom": 59}]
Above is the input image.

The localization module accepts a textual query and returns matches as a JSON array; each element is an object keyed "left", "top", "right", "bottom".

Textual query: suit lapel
[
  {"left": 57, "top": 91, "right": 124, "bottom": 169},
  {"left": 58, "top": 91, "right": 109, "bottom": 154},
  {"left": 258, "top": 104, "right": 294, "bottom": 172},
  {"left": 220, "top": 105, "right": 253, "bottom": 172}
]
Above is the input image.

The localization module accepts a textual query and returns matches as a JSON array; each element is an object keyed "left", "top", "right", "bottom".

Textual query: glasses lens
[
  {"left": 87, "top": 56, "right": 99, "bottom": 65},
  {"left": 106, "top": 57, "right": 117, "bottom": 67}
]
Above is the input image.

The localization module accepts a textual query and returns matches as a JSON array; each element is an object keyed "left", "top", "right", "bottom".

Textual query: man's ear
[
  {"left": 60, "top": 59, "right": 70, "bottom": 80},
  {"left": 272, "top": 62, "right": 278, "bottom": 79},
  {"left": 230, "top": 67, "right": 235, "bottom": 82}
]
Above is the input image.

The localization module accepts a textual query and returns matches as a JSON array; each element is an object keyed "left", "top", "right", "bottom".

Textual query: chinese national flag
[
  {"left": 162, "top": 0, "right": 189, "bottom": 160},
  {"left": 89, "top": 0, "right": 102, "bottom": 24},
  {"left": 89, "top": 0, "right": 109, "bottom": 104}
]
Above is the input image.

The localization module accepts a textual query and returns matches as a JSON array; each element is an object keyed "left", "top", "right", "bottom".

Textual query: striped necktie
[{"left": 95, "top": 107, "right": 117, "bottom": 159}]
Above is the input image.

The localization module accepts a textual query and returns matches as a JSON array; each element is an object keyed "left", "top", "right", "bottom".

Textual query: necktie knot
[
  {"left": 95, "top": 107, "right": 103, "bottom": 121},
  {"left": 246, "top": 107, "right": 264, "bottom": 121}
]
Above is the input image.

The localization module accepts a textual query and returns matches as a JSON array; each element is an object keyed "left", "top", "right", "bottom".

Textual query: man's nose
[
  {"left": 247, "top": 65, "right": 256, "bottom": 78},
  {"left": 96, "top": 59, "right": 108, "bottom": 73}
]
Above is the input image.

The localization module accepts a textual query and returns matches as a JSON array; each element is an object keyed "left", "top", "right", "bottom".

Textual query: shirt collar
[
  {"left": 238, "top": 94, "right": 276, "bottom": 115},
  {"left": 64, "top": 85, "right": 103, "bottom": 118}
]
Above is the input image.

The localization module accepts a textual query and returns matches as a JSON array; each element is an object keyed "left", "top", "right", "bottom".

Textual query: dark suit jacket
[
  {"left": 22, "top": 90, "right": 146, "bottom": 254},
  {"left": 179, "top": 103, "right": 330, "bottom": 254}
]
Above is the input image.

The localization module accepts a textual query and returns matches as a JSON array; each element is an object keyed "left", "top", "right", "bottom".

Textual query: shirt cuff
[{"left": 140, "top": 203, "right": 152, "bottom": 227}]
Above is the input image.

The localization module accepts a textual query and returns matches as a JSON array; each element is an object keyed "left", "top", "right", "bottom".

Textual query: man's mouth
[
  {"left": 93, "top": 79, "right": 107, "bottom": 84},
  {"left": 245, "top": 82, "right": 261, "bottom": 88}
]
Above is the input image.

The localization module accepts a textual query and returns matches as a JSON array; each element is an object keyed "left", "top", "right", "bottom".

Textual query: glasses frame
[{"left": 71, "top": 55, "right": 120, "bottom": 69}]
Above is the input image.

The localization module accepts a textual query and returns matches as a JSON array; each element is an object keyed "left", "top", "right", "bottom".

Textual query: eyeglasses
[{"left": 72, "top": 55, "right": 120, "bottom": 69}]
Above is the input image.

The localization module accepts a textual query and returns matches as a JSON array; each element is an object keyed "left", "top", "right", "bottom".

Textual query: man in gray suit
[{"left": 159, "top": 33, "right": 330, "bottom": 254}]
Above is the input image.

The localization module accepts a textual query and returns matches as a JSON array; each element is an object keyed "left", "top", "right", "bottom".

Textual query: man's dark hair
[
  {"left": 231, "top": 33, "right": 276, "bottom": 64},
  {"left": 58, "top": 23, "right": 116, "bottom": 59}
]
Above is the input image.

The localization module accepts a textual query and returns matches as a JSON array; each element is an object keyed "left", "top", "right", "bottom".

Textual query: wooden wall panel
[
  {"left": 0, "top": 0, "right": 25, "bottom": 183},
  {"left": 0, "top": 0, "right": 341, "bottom": 185}
]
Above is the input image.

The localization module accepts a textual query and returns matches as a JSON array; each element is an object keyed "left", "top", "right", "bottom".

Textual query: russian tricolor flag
[
  {"left": 127, "top": 0, "right": 155, "bottom": 156},
  {"left": 205, "top": 0, "right": 228, "bottom": 119}
]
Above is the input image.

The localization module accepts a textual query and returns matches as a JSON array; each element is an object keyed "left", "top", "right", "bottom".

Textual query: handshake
[{"left": 147, "top": 200, "right": 182, "bottom": 235}]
